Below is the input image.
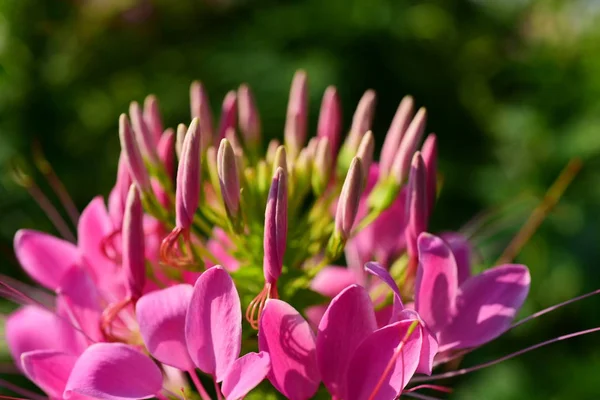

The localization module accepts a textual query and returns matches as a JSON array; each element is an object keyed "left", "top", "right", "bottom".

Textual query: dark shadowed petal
[
  {"left": 221, "top": 352, "right": 271, "bottom": 400},
  {"left": 185, "top": 266, "right": 242, "bottom": 381},
  {"left": 415, "top": 233, "right": 459, "bottom": 333},
  {"left": 317, "top": 285, "right": 377, "bottom": 399},
  {"left": 346, "top": 320, "right": 423, "bottom": 400},
  {"left": 64, "top": 343, "right": 163, "bottom": 400},
  {"left": 439, "top": 264, "right": 530, "bottom": 351},
  {"left": 259, "top": 299, "right": 320, "bottom": 400},
  {"left": 136, "top": 284, "right": 194, "bottom": 371}
]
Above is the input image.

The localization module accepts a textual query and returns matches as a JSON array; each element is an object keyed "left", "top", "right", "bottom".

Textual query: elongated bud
[
  {"left": 143, "top": 95, "right": 163, "bottom": 144},
  {"left": 190, "top": 81, "right": 214, "bottom": 150},
  {"left": 379, "top": 96, "right": 414, "bottom": 175},
  {"left": 205, "top": 146, "right": 220, "bottom": 198},
  {"left": 217, "top": 139, "right": 241, "bottom": 217},
  {"left": 356, "top": 131, "right": 374, "bottom": 182},
  {"left": 175, "top": 123, "right": 187, "bottom": 159},
  {"left": 347, "top": 90, "right": 376, "bottom": 152},
  {"left": 264, "top": 168, "right": 288, "bottom": 284},
  {"left": 312, "top": 138, "right": 332, "bottom": 195},
  {"left": 405, "top": 152, "right": 428, "bottom": 259},
  {"left": 421, "top": 134, "right": 437, "bottom": 218},
  {"left": 157, "top": 128, "right": 175, "bottom": 178},
  {"left": 335, "top": 157, "right": 364, "bottom": 240},
  {"left": 122, "top": 185, "right": 145, "bottom": 300},
  {"left": 238, "top": 84, "right": 261, "bottom": 148},
  {"left": 175, "top": 118, "right": 202, "bottom": 229},
  {"left": 129, "top": 101, "right": 158, "bottom": 162},
  {"left": 272, "top": 146, "right": 288, "bottom": 179},
  {"left": 119, "top": 114, "right": 151, "bottom": 191},
  {"left": 284, "top": 70, "right": 308, "bottom": 159},
  {"left": 266, "top": 139, "right": 280, "bottom": 165},
  {"left": 317, "top": 86, "right": 342, "bottom": 156},
  {"left": 109, "top": 152, "right": 133, "bottom": 227},
  {"left": 218, "top": 91, "right": 237, "bottom": 141},
  {"left": 390, "top": 108, "right": 427, "bottom": 184}
]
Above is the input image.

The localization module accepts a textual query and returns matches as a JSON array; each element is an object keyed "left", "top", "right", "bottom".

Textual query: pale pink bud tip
[
  {"left": 380, "top": 95, "right": 415, "bottom": 174},
  {"left": 391, "top": 107, "right": 427, "bottom": 184},
  {"left": 317, "top": 86, "right": 342, "bottom": 156},
  {"left": 217, "top": 138, "right": 241, "bottom": 216},
  {"left": 238, "top": 84, "right": 261, "bottom": 146},
  {"left": 129, "top": 101, "right": 158, "bottom": 162},
  {"left": 263, "top": 168, "right": 288, "bottom": 284},
  {"left": 347, "top": 89, "right": 376, "bottom": 150},
  {"left": 143, "top": 94, "right": 163, "bottom": 144},
  {"left": 123, "top": 184, "right": 145, "bottom": 300},
  {"left": 218, "top": 91, "right": 238, "bottom": 141},
  {"left": 175, "top": 118, "right": 202, "bottom": 229},
  {"left": 335, "top": 157, "right": 364, "bottom": 239},
  {"left": 356, "top": 131, "right": 375, "bottom": 181},
  {"left": 190, "top": 81, "right": 214, "bottom": 149},
  {"left": 284, "top": 70, "right": 308, "bottom": 157},
  {"left": 405, "top": 152, "right": 428, "bottom": 259},
  {"left": 119, "top": 114, "right": 150, "bottom": 191}
]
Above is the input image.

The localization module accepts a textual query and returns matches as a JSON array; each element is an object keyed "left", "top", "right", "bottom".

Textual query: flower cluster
[{"left": 3, "top": 71, "right": 596, "bottom": 400}]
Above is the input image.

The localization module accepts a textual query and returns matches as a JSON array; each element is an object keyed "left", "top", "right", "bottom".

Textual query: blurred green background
[{"left": 1, "top": 0, "right": 600, "bottom": 398}]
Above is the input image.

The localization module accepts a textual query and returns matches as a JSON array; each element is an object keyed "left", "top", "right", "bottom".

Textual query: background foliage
[{"left": 1, "top": 0, "right": 600, "bottom": 398}]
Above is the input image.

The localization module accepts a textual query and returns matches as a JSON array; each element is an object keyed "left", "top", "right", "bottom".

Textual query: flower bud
[
  {"left": 122, "top": 184, "right": 145, "bottom": 300},
  {"left": 175, "top": 123, "right": 187, "bottom": 159},
  {"left": 157, "top": 128, "right": 175, "bottom": 178},
  {"left": 346, "top": 90, "right": 376, "bottom": 152},
  {"left": 218, "top": 91, "right": 237, "bottom": 141},
  {"left": 175, "top": 118, "right": 202, "bottom": 229},
  {"left": 143, "top": 95, "right": 163, "bottom": 144},
  {"left": 312, "top": 138, "right": 332, "bottom": 195},
  {"left": 119, "top": 114, "right": 151, "bottom": 192},
  {"left": 356, "top": 130, "right": 374, "bottom": 183},
  {"left": 317, "top": 86, "right": 342, "bottom": 156},
  {"left": 238, "top": 84, "right": 261, "bottom": 149},
  {"left": 190, "top": 81, "right": 214, "bottom": 150},
  {"left": 217, "top": 139, "right": 241, "bottom": 217},
  {"left": 264, "top": 168, "right": 288, "bottom": 284},
  {"left": 379, "top": 95, "right": 414, "bottom": 175},
  {"left": 421, "top": 133, "right": 438, "bottom": 218},
  {"left": 335, "top": 157, "right": 364, "bottom": 240},
  {"left": 129, "top": 101, "right": 158, "bottom": 162},
  {"left": 266, "top": 139, "right": 281, "bottom": 165},
  {"left": 284, "top": 70, "right": 308, "bottom": 159},
  {"left": 272, "top": 145, "right": 288, "bottom": 180},
  {"left": 405, "top": 152, "right": 428, "bottom": 259},
  {"left": 390, "top": 108, "right": 427, "bottom": 184}
]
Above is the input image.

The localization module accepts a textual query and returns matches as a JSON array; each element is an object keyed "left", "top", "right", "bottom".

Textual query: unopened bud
[
  {"left": 405, "top": 152, "right": 428, "bottom": 259},
  {"left": 175, "top": 118, "right": 202, "bottom": 229},
  {"left": 123, "top": 184, "right": 145, "bottom": 300},
  {"left": 157, "top": 128, "right": 175, "bottom": 178},
  {"left": 190, "top": 81, "right": 214, "bottom": 150},
  {"left": 284, "top": 70, "right": 308, "bottom": 159},
  {"left": 143, "top": 95, "right": 163, "bottom": 144},
  {"left": 335, "top": 157, "right": 364, "bottom": 240},
  {"left": 347, "top": 90, "right": 376, "bottom": 152},
  {"left": 421, "top": 134, "right": 437, "bottom": 218},
  {"left": 390, "top": 108, "right": 427, "bottom": 184},
  {"left": 129, "top": 101, "right": 158, "bottom": 162},
  {"left": 272, "top": 145, "right": 288, "bottom": 180},
  {"left": 119, "top": 114, "right": 150, "bottom": 192},
  {"left": 218, "top": 91, "right": 237, "bottom": 141},
  {"left": 312, "top": 138, "right": 332, "bottom": 195},
  {"left": 217, "top": 139, "right": 241, "bottom": 217},
  {"left": 238, "top": 84, "right": 261, "bottom": 149},
  {"left": 266, "top": 139, "right": 280, "bottom": 165},
  {"left": 317, "top": 86, "right": 342, "bottom": 156},
  {"left": 263, "top": 168, "right": 288, "bottom": 284},
  {"left": 356, "top": 131, "right": 375, "bottom": 182},
  {"left": 379, "top": 96, "right": 414, "bottom": 175},
  {"left": 175, "top": 123, "right": 187, "bottom": 159}
]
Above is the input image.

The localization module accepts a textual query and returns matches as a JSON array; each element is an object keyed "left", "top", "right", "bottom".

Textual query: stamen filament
[
  {"left": 245, "top": 283, "right": 278, "bottom": 329},
  {"left": 188, "top": 370, "right": 212, "bottom": 400}
]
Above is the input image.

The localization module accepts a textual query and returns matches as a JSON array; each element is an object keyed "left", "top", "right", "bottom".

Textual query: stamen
[
  {"left": 33, "top": 141, "right": 80, "bottom": 226},
  {"left": 405, "top": 384, "right": 453, "bottom": 394},
  {"left": 100, "top": 298, "right": 132, "bottom": 342},
  {"left": 245, "top": 283, "right": 278, "bottom": 329},
  {"left": 404, "top": 393, "right": 445, "bottom": 400},
  {"left": 159, "top": 227, "right": 195, "bottom": 268},
  {"left": 368, "top": 320, "right": 420, "bottom": 400},
  {"left": 413, "top": 326, "right": 600, "bottom": 383}
]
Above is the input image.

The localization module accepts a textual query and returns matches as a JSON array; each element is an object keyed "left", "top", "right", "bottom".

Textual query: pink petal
[
  {"left": 57, "top": 267, "right": 103, "bottom": 342},
  {"left": 206, "top": 228, "right": 240, "bottom": 272},
  {"left": 440, "top": 231, "right": 472, "bottom": 285},
  {"left": 317, "top": 285, "right": 377, "bottom": 399},
  {"left": 64, "top": 343, "right": 163, "bottom": 400},
  {"left": 185, "top": 266, "right": 241, "bottom": 381},
  {"left": 78, "top": 197, "right": 116, "bottom": 286},
  {"left": 364, "top": 262, "right": 404, "bottom": 320},
  {"left": 21, "top": 350, "right": 77, "bottom": 398},
  {"left": 136, "top": 284, "right": 194, "bottom": 371},
  {"left": 221, "top": 352, "right": 271, "bottom": 400},
  {"left": 415, "top": 233, "right": 459, "bottom": 333},
  {"left": 305, "top": 305, "right": 327, "bottom": 330},
  {"left": 259, "top": 299, "right": 320, "bottom": 400},
  {"left": 6, "top": 306, "right": 84, "bottom": 368},
  {"left": 439, "top": 264, "right": 530, "bottom": 351},
  {"left": 346, "top": 320, "right": 423, "bottom": 400},
  {"left": 396, "top": 310, "right": 439, "bottom": 375},
  {"left": 14, "top": 229, "right": 80, "bottom": 290},
  {"left": 310, "top": 266, "right": 357, "bottom": 298}
]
